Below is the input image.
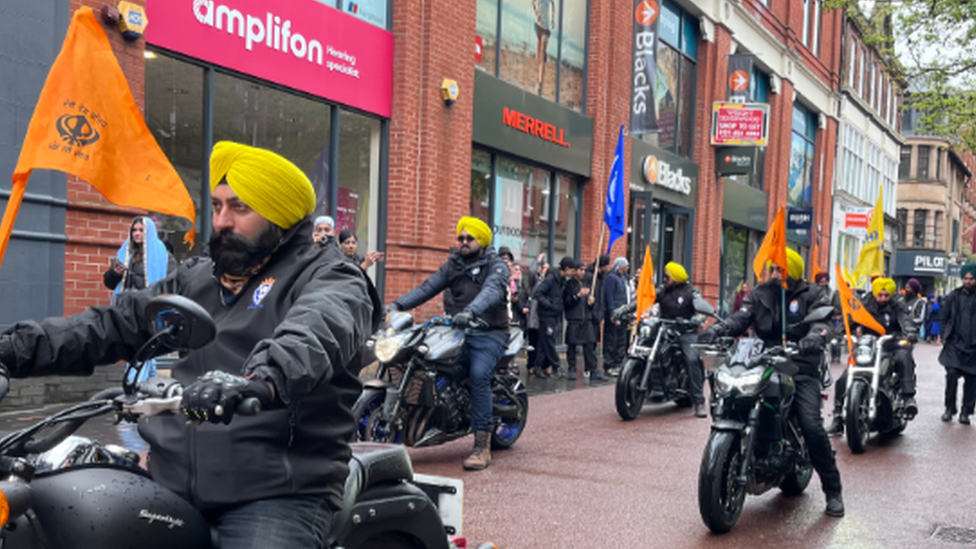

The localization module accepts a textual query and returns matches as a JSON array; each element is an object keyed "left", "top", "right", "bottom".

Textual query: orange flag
[
  {"left": 753, "top": 206, "right": 788, "bottom": 288},
  {"left": 835, "top": 263, "right": 886, "bottom": 338},
  {"left": 812, "top": 242, "right": 823, "bottom": 278},
  {"left": 635, "top": 245, "right": 656, "bottom": 318},
  {"left": 2, "top": 7, "right": 195, "bottom": 266}
]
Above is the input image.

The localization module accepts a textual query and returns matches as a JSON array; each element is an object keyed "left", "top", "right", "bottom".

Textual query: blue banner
[{"left": 604, "top": 126, "right": 626, "bottom": 253}]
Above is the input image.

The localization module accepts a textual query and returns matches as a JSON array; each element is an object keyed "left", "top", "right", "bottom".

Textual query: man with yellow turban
[
  {"left": 0, "top": 141, "right": 379, "bottom": 547},
  {"left": 700, "top": 247, "right": 846, "bottom": 518},
  {"left": 388, "top": 216, "right": 511, "bottom": 471}
]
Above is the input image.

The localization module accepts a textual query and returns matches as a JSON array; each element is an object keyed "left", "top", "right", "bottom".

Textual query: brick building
[{"left": 1, "top": 0, "right": 850, "bottom": 329}]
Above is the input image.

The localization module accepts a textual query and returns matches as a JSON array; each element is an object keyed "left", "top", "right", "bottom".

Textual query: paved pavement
[
  {"left": 3, "top": 343, "right": 975, "bottom": 548},
  {"left": 409, "top": 342, "right": 976, "bottom": 548}
]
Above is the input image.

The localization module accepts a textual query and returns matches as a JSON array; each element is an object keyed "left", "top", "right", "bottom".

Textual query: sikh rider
[
  {"left": 0, "top": 142, "right": 378, "bottom": 548},
  {"left": 827, "top": 278, "right": 918, "bottom": 435},
  {"left": 386, "top": 217, "right": 509, "bottom": 470},
  {"left": 699, "top": 249, "right": 845, "bottom": 518}
]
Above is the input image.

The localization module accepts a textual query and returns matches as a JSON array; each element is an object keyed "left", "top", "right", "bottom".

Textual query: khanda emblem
[
  {"left": 56, "top": 114, "right": 100, "bottom": 147},
  {"left": 847, "top": 297, "right": 863, "bottom": 311}
]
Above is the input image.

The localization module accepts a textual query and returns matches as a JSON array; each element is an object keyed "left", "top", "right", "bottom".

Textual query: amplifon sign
[
  {"left": 502, "top": 107, "right": 571, "bottom": 147},
  {"left": 146, "top": 0, "right": 393, "bottom": 117},
  {"left": 643, "top": 155, "right": 691, "bottom": 195}
]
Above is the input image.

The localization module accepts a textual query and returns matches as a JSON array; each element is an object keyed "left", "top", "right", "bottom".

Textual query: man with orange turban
[{"left": 388, "top": 216, "right": 511, "bottom": 470}]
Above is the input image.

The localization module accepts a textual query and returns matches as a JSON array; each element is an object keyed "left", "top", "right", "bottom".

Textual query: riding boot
[
  {"left": 463, "top": 431, "right": 492, "bottom": 470},
  {"left": 826, "top": 402, "right": 844, "bottom": 436}
]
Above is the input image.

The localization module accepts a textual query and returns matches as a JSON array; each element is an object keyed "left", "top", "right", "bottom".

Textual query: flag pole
[
  {"left": 0, "top": 180, "right": 27, "bottom": 269},
  {"left": 591, "top": 224, "right": 606, "bottom": 296}
]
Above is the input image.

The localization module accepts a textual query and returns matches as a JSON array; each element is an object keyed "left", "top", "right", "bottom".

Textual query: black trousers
[
  {"left": 679, "top": 332, "right": 705, "bottom": 404},
  {"left": 567, "top": 342, "right": 597, "bottom": 372},
  {"left": 602, "top": 321, "right": 627, "bottom": 370},
  {"left": 894, "top": 348, "right": 916, "bottom": 396},
  {"left": 945, "top": 367, "right": 976, "bottom": 414},
  {"left": 535, "top": 319, "right": 560, "bottom": 371},
  {"left": 526, "top": 328, "right": 539, "bottom": 370},
  {"left": 794, "top": 374, "right": 842, "bottom": 497}
]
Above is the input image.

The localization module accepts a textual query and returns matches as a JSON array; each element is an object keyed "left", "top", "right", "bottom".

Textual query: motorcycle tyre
[
  {"left": 615, "top": 358, "right": 648, "bottom": 421},
  {"left": 353, "top": 389, "right": 404, "bottom": 444},
  {"left": 846, "top": 380, "right": 871, "bottom": 454},
  {"left": 698, "top": 431, "right": 746, "bottom": 534},
  {"left": 356, "top": 533, "right": 421, "bottom": 549},
  {"left": 779, "top": 436, "right": 813, "bottom": 495},
  {"left": 491, "top": 379, "right": 528, "bottom": 450}
]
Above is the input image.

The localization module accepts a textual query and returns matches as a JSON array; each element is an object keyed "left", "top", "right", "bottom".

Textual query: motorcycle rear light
[
  {"left": 449, "top": 536, "right": 467, "bottom": 548},
  {"left": 0, "top": 487, "right": 8, "bottom": 526}
]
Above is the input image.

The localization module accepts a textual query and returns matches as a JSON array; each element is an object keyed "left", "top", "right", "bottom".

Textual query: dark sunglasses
[{"left": 457, "top": 235, "right": 476, "bottom": 243}]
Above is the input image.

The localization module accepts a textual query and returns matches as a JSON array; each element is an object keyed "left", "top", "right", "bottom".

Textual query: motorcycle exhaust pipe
[{"left": 493, "top": 403, "right": 520, "bottom": 419}]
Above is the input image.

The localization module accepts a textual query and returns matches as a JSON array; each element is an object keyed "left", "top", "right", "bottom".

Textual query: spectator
[
  {"left": 312, "top": 215, "right": 336, "bottom": 249},
  {"left": 927, "top": 294, "right": 942, "bottom": 343},
  {"left": 733, "top": 281, "right": 751, "bottom": 312},
  {"left": 338, "top": 229, "right": 384, "bottom": 271},
  {"left": 497, "top": 246, "right": 523, "bottom": 327},
  {"left": 583, "top": 255, "right": 611, "bottom": 380},
  {"left": 937, "top": 264, "right": 976, "bottom": 424},
  {"left": 533, "top": 256, "right": 575, "bottom": 377},
  {"left": 564, "top": 259, "right": 606, "bottom": 381},
  {"left": 520, "top": 254, "right": 547, "bottom": 370},
  {"left": 603, "top": 258, "right": 630, "bottom": 376}
]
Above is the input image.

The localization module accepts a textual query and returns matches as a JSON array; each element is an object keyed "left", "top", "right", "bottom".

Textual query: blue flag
[{"left": 603, "top": 125, "right": 626, "bottom": 254}]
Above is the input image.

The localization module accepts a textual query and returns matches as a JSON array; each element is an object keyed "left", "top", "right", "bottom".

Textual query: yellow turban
[
  {"left": 872, "top": 277, "right": 896, "bottom": 297},
  {"left": 786, "top": 248, "right": 804, "bottom": 280},
  {"left": 209, "top": 142, "right": 316, "bottom": 230},
  {"left": 457, "top": 216, "right": 492, "bottom": 248},
  {"left": 664, "top": 262, "right": 688, "bottom": 283}
]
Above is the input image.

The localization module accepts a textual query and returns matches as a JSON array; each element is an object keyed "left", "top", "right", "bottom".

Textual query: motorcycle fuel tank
[
  {"left": 422, "top": 325, "right": 465, "bottom": 363},
  {"left": 4, "top": 466, "right": 212, "bottom": 549}
]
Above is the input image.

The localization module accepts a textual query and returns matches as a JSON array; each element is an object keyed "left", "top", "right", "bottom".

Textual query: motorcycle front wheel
[
  {"left": 698, "top": 431, "right": 746, "bottom": 534},
  {"left": 352, "top": 388, "right": 404, "bottom": 444},
  {"left": 779, "top": 430, "right": 813, "bottom": 495},
  {"left": 845, "top": 380, "right": 871, "bottom": 454},
  {"left": 615, "top": 358, "right": 648, "bottom": 420},
  {"left": 491, "top": 377, "right": 528, "bottom": 450}
]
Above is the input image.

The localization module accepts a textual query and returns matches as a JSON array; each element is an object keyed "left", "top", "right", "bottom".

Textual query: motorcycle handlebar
[{"left": 122, "top": 394, "right": 261, "bottom": 418}]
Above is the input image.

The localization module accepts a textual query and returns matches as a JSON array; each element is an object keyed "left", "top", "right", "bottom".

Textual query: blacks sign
[
  {"left": 716, "top": 146, "right": 756, "bottom": 175},
  {"left": 630, "top": 0, "right": 659, "bottom": 135}
]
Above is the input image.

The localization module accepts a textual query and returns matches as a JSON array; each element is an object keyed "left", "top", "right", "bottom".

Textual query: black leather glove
[
  {"left": 698, "top": 328, "right": 718, "bottom": 345},
  {"left": 799, "top": 335, "right": 823, "bottom": 355},
  {"left": 453, "top": 310, "right": 474, "bottom": 328},
  {"left": 181, "top": 371, "right": 275, "bottom": 425}
]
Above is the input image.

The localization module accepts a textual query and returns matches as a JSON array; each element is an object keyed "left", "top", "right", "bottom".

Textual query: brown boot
[{"left": 462, "top": 431, "right": 492, "bottom": 470}]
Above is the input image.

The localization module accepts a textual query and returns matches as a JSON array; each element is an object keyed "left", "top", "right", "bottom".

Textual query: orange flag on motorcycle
[
  {"left": 1, "top": 7, "right": 195, "bottom": 268},
  {"left": 753, "top": 206, "right": 788, "bottom": 288},
  {"left": 635, "top": 244, "right": 656, "bottom": 318},
  {"left": 835, "top": 264, "right": 886, "bottom": 337}
]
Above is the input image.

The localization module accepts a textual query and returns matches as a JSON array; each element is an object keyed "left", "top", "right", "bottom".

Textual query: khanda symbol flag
[{"left": 56, "top": 114, "right": 101, "bottom": 147}]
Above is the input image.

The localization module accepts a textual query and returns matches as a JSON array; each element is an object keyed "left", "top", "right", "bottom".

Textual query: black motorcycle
[
  {"left": 0, "top": 295, "right": 459, "bottom": 549},
  {"left": 352, "top": 312, "right": 527, "bottom": 451},
  {"left": 697, "top": 305, "right": 833, "bottom": 534},
  {"left": 843, "top": 333, "right": 915, "bottom": 454}
]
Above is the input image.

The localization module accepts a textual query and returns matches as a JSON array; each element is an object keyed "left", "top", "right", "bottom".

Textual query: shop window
[
  {"left": 328, "top": 0, "right": 389, "bottom": 30},
  {"left": 476, "top": 0, "right": 499, "bottom": 74},
  {"left": 913, "top": 209, "right": 928, "bottom": 248},
  {"left": 500, "top": 0, "right": 562, "bottom": 101},
  {"left": 899, "top": 146, "right": 911, "bottom": 179},
  {"left": 558, "top": 0, "right": 586, "bottom": 111},
  {"left": 471, "top": 149, "right": 492, "bottom": 221},
  {"left": 494, "top": 157, "right": 551, "bottom": 262},
  {"left": 789, "top": 104, "right": 816, "bottom": 208},
  {"left": 337, "top": 110, "right": 381, "bottom": 260},
  {"left": 897, "top": 209, "right": 908, "bottom": 244},
  {"left": 918, "top": 146, "right": 931, "bottom": 179},
  {"left": 552, "top": 174, "right": 578, "bottom": 259},
  {"left": 145, "top": 54, "right": 205, "bottom": 260}
]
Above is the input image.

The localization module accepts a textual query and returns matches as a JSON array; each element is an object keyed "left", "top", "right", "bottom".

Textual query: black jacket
[
  {"left": 937, "top": 287, "right": 976, "bottom": 348},
  {"left": 719, "top": 279, "right": 831, "bottom": 377},
  {"left": 582, "top": 268, "right": 605, "bottom": 323},
  {"left": 1, "top": 217, "right": 377, "bottom": 511},
  {"left": 535, "top": 270, "right": 565, "bottom": 322},
  {"left": 394, "top": 247, "right": 510, "bottom": 331},
  {"left": 604, "top": 271, "right": 628, "bottom": 319},
  {"left": 857, "top": 294, "right": 914, "bottom": 337},
  {"left": 658, "top": 282, "right": 697, "bottom": 321},
  {"left": 563, "top": 277, "right": 596, "bottom": 323}
]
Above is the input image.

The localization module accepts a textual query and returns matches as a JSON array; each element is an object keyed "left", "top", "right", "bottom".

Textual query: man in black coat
[
  {"left": 583, "top": 255, "right": 611, "bottom": 380},
  {"left": 533, "top": 256, "right": 576, "bottom": 377},
  {"left": 603, "top": 258, "right": 631, "bottom": 375},
  {"left": 564, "top": 259, "right": 608, "bottom": 381},
  {"left": 937, "top": 263, "right": 976, "bottom": 424},
  {"left": 699, "top": 249, "right": 844, "bottom": 518}
]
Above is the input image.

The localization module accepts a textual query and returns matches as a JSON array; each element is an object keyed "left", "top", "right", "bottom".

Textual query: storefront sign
[
  {"left": 727, "top": 54, "right": 753, "bottom": 103},
  {"left": 630, "top": 138, "right": 697, "bottom": 208},
  {"left": 893, "top": 250, "right": 947, "bottom": 276},
  {"left": 787, "top": 208, "right": 813, "bottom": 231},
  {"left": 630, "top": 0, "right": 659, "bottom": 135},
  {"left": 145, "top": 0, "right": 393, "bottom": 117},
  {"left": 716, "top": 146, "right": 757, "bottom": 175},
  {"left": 711, "top": 102, "right": 769, "bottom": 146},
  {"left": 473, "top": 72, "right": 594, "bottom": 177},
  {"left": 840, "top": 205, "right": 873, "bottom": 235}
]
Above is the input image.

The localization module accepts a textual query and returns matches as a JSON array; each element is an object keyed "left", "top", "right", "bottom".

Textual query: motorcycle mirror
[
  {"left": 801, "top": 305, "right": 834, "bottom": 325},
  {"left": 693, "top": 295, "right": 716, "bottom": 316},
  {"left": 145, "top": 295, "right": 217, "bottom": 351},
  {"left": 385, "top": 311, "right": 414, "bottom": 332}
]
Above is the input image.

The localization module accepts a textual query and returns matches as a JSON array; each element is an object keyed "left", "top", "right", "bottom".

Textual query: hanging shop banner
[
  {"left": 630, "top": 0, "right": 660, "bottom": 135},
  {"left": 716, "top": 146, "right": 757, "bottom": 175},
  {"left": 145, "top": 0, "right": 394, "bottom": 117},
  {"left": 727, "top": 54, "right": 753, "bottom": 103},
  {"left": 711, "top": 102, "right": 769, "bottom": 146},
  {"left": 787, "top": 208, "right": 813, "bottom": 231},
  {"left": 894, "top": 250, "right": 947, "bottom": 277},
  {"left": 840, "top": 204, "right": 872, "bottom": 235}
]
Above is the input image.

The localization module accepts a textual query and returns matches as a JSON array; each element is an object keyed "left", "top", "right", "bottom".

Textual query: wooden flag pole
[{"left": 592, "top": 224, "right": 606, "bottom": 296}]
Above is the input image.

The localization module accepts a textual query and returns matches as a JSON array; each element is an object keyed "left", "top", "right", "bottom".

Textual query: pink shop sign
[{"left": 146, "top": 0, "right": 393, "bottom": 118}]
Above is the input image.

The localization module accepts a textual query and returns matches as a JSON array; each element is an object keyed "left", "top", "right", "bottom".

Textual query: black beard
[
  {"left": 209, "top": 224, "right": 282, "bottom": 276},
  {"left": 459, "top": 245, "right": 482, "bottom": 261}
]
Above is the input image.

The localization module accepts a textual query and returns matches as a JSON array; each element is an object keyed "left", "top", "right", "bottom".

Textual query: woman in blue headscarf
[{"left": 103, "top": 216, "right": 177, "bottom": 381}]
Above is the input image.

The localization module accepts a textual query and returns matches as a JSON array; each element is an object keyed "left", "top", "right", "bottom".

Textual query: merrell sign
[{"left": 502, "top": 107, "right": 570, "bottom": 148}]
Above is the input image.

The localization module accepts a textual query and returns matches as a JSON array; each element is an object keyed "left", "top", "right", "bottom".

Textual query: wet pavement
[{"left": 2, "top": 344, "right": 974, "bottom": 548}]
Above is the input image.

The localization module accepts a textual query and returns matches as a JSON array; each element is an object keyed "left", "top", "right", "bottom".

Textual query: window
[
  {"left": 638, "top": 0, "right": 699, "bottom": 159},
  {"left": 332, "top": 0, "right": 388, "bottom": 30},
  {"left": 479, "top": 0, "right": 589, "bottom": 111},
  {"left": 883, "top": 154, "right": 897, "bottom": 215},
  {"left": 934, "top": 210, "right": 944, "bottom": 248},
  {"left": 842, "top": 124, "right": 865, "bottom": 197},
  {"left": 913, "top": 209, "right": 928, "bottom": 248},
  {"left": 470, "top": 149, "right": 492, "bottom": 221},
  {"left": 918, "top": 146, "right": 931, "bottom": 179},
  {"left": 896, "top": 208, "right": 908, "bottom": 245},
  {"left": 848, "top": 40, "right": 856, "bottom": 88},
  {"left": 899, "top": 146, "right": 911, "bottom": 179},
  {"left": 936, "top": 148, "right": 942, "bottom": 180},
  {"left": 802, "top": 0, "right": 810, "bottom": 47},
  {"left": 811, "top": 0, "right": 821, "bottom": 55},
  {"left": 789, "top": 104, "right": 816, "bottom": 208},
  {"left": 866, "top": 143, "right": 882, "bottom": 203}
]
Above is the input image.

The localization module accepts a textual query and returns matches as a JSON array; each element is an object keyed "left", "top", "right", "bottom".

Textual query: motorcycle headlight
[
  {"left": 713, "top": 366, "right": 765, "bottom": 396},
  {"left": 639, "top": 324, "right": 652, "bottom": 339},
  {"left": 854, "top": 346, "right": 874, "bottom": 365},
  {"left": 374, "top": 332, "right": 409, "bottom": 363}
]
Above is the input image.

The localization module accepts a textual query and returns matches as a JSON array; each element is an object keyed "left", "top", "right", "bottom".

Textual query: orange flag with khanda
[
  {"left": 635, "top": 245, "right": 656, "bottom": 318},
  {"left": 835, "top": 264, "right": 886, "bottom": 341},
  {"left": 753, "top": 206, "right": 789, "bottom": 288},
  {"left": 2, "top": 7, "right": 195, "bottom": 267}
]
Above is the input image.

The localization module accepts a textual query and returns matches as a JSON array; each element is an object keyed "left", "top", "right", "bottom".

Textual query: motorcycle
[
  {"left": 0, "top": 295, "right": 461, "bottom": 549},
  {"left": 614, "top": 301, "right": 715, "bottom": 420},
  {"left": 352, "top": 312, "right": 528, "bottom": 451},
  {"left": 842, "top": 333, "right": 915, "bottom": 454},
  {"left": 696, "top": 305, "right": 833, "bottom": 534}
]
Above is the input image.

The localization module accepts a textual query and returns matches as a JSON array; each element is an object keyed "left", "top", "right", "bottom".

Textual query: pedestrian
[
  {"left": 312, "top": 215, "right": 336, "bottom": 248},
  {"left": 497, "top": 246, "right": 522, "bottom": 327},
  {"left": 603, "top": 257, "right": 630, "bottom": 376},
  {"left": 521, "top": 254, "right": 547, "bottom": 371},
  {"left": 533, "top": 256, "right": 575, "bottom": 378},
  {"left": 928, "top": 294, "right": 942, "bottom": 343},
  {"left": 733, "top": 281, "right": 751, "bottom": 312},
  {"left": 937, "top": 264, "right": 976, "bottom": 424},
  {"left": 583, "top": 255, "right": 612, "bottom": 380},
  {"left": 338, "top": 229, "right": 385, "bottom": 271},
  {"left": 564, "top": 259, "right": 606, "bottom": 381}
]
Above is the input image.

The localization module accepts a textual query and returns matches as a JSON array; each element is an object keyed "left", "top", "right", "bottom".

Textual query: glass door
[{"left": 628, "top": 191, "right": 655, "bottom": 273}]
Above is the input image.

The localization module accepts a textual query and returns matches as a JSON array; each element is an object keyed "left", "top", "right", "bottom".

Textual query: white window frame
[
  {"left": 812, "top": 0, "right": 821, "bottom": 55},
  {"left": 802, "top": 0, "right": 810, "bottom": 47},
  {"left": 848, "top": 41, "right": 856, "bottom": 87},
  {"left": 843, "top": 124, "right": 865, "bottom": 199}
]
